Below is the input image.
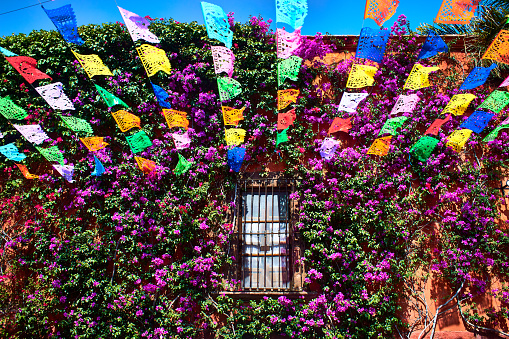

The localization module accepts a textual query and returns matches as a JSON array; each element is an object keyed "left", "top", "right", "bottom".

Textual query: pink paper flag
[
  {"left": 320, "top": 137, "right": 340, "bottom": 160},
  {"left": 277, "top": 28, "right": 302, "bottom": 59},
  {"left": 500, "top": 75, "right": 509, "bottom": 87},
  {"left": 211, "top": 46, "right": 235, "bottom": 78},
  {"left": 118, "top": 7, "right": 160, "bottom": 43},
  {"left": 13, "top": 124, "right": 49, "bottom": 145},
  {"left": 390, "top": 93, "right": 420, "bottom": 115},
  {"left": 338, "top": 92, "right": 369, "bottom": 113},
  {"left": 35, "top": 82, "right": 75, "bottom": 111},
  {"left": 172, "top": 131, "right": 191, "bottom": 150}
]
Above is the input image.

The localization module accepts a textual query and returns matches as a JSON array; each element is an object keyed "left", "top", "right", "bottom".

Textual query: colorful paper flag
[
  {"left": 163, "top": 109, "right": 189, "bottom": 130},
  {"left": 367, "top": 136, "right": 391, "bottom": 156},
  {"left": 0, "top": 46, "right": 17, "bottom": 57},
  {"left": 346, "top": 64, "right": 377, "bottom": 89},
  {"left": 320, "top": 137, "right": 340, "bottom": 160},
  {"left": 36, "top": 146, "right": 65, "bottom": 165},
  {"left": 227, "top": 147, "right": 245, "bottom": 172},
  {"left": 278, "top": 56, "right": 302, "bottom": 86},
  {"left": 483, "top": 30, "right": 509, "bottom": 65},
  {"left": 35, "top": 82, "right": 75, "bottom": 111},
  {"left": 16, "top": 163, "right": 39, "bottom": 179},
  {"left": 6, "top": 56, "right": 52, "bottom": 84},
  {"left": 211, "top": 46, "right": 235, "bottom": 78},
  {"left": 0, "top": 143, "right": 26, "bottom": 162},
  {"left": 355, "top": 27, "right": 390, "bottom": 63},
  {"left": 338, "top": 92, "right": 369, "bottom": 113},
  {"left": 483, "top": 125, "right": 509, "bottom": 142},
  {"left": 277, "top": 28, "right": 301, "bottom": 59},
  {"left": 172, "top": 131, "right": 191, "bottom": 150},
  {"left": 136, "top": 44, "right": 172, "bottom": 77},
  {"left": 60, "top": 115, "right": 93, "bottom": 134},
  {"left": 390, "top": 94, "right": 420, "bottom": 115},
  {"left": 446, "top": 129, "right": 472, "bottom": 152},
  {"left": 222, "top": 106, "right": 245, "bottom": 126},
  {"left": 217, "top": 77, "right": 242, "bottom": 101},
  {"left": 459, "top": 111, "right": 493, "bottom": 133},
  {"left": 135, "top": 156, "right": 156, "bottom": 174},
  {"left": 111, "top": 110, "right": 141, "bottom": 132},
  {"left": 151, "top": 83, "right": 172, "bottom": 109},
  {"left": 418, "top": 30, "right": 448, "bottom": 59},
  {"left": 95, "top": 85, "right": 129, "bottom": 109},
  {"left": 378, "top": 116, "right": 408, "bottom": 136},
  {"left": 410, "top": 136, "right": 439, "bottom": 162},
  {"left": 442, "top": 94, "right": 476, "bottom": 115},
  {"left": 276, "top": 128, "right": 289, "bottom": 146},
  {"left": 403, "top": 64, "right": 439, "bottom": 90},
  {"left": 175, "top": 153, "right": 192, "bottom": 176},
  {"left": 276, "top": 0, "right": 308, "bottom": 29},
  {"left": 43, "top": 4, "right": 84, "bottom": 45},
  {"left": 329, "top": 117, "right": 352, "bottom": 134},
  {"left": 201, "top": 2, "right": 233, "bottom": 49},
  {"left": 118, "top": 6, "right": 160, "bottom": 43},
  {"left": 91, "top": 156, "right": 105, "bottom": 176},
  {"left": 364, "top": 0, "right": 400, "bottom": 26},
  {"left": 278, "top": 109, "right": 297, "bottom": 130},
  {"left": 425, "top": 114, "right": 451, "bottom": 135},
  {"left": 53, "top": 164, "right": 74, "bottom": 183},
  {"left": 435, "top": 0, "right": 480, "bottom": 25},
  {"left": 72, "top": 51, "right": 113, "bottom": 78},
  {"left": 80, "top": 137, "right": 109, "bottom": 151},
  {"left": 0, "top": 97, "right": 28, "bottom": 120},
  {"left": 277, "top": 89, "right": 300, "bottom": 110},
  {"left": 225, "top": 128, "right": 246, "bottom": 146},
  {"left": 126, "top": 130, "right": 152, "bottom": 153},
  {"left": 459, "top": 64, "right": 497, "bottom": 90},
  {"left": 477, "top": 90, "right": 509, "bottom": 113},
  {"left": 13, "top": 124, "right": 49, "bottom": 145}
]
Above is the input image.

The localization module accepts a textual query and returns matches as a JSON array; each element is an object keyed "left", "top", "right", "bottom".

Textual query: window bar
[
  {"left": 265, "top": 179, "right": 269, "bottom": 290},
  {"left": 257, "top": 181, "right": 262, "bottom": 290}
]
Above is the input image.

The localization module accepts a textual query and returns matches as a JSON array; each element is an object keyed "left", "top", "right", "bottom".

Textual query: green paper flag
[
  {"left": 217, "top": 77, "right": 242, "bottom": 101},
  {"left": 483, "top": 125, "right": 509, "bottom": 142},
  {"left": 278, "top": 56, "right": 303, "bottom": 86},
  {"left": 95, "top": 85, "right": 129, "bottom": 109},
  {"left": 60, "top": 115, "right": 93, "bottom": 134},
  {"left": 175, "top": 153, "right": 192, "bottom": 176},
  {"left": 477, "top": 90, "right": 509, "bottom": 113},
  {"left": 410, "top": 136, "right": 439, "bottom": 162},
  {"left": 126, "top": 130, "right": 152, "bottom": 153},
  {"left": 36, "top": 146, "right": 65, "bottom": 165},
  {"left": 0, "top": 97, "right": 28, "bottom": 120},
  {"left": 379, "top": 116, "right": 409, "bottom": 136},
  {"left": 276, "top": 128, "right": 289, "bottom": 146}
]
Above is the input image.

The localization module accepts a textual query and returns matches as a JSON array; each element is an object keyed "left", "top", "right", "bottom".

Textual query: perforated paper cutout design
[
  {"left": 0, "top": 46, "right": 17, "bottom": 57},
  {"left": 482, "top": 30, "right": 509, "bottom": 65},
  {"left": 212, "top": 46, "right": 235, "bottom": 77},
  {"left": 43, "top": 4, "right": 84, "bottom": 45},
  {"left": 355, "top": 27, "right": 390, "bottom": 63},
  {"left": 36, "top": 146, "right": 65, "bottom": 165},
  {"left": 175, "top": 153, "right": 192, "bottom": 176},
  {"left": 91, "top": 156, "right": 105, "bottom": 176},
  {"left": 364, "top": 0, "right": 399, "bottom": 26},
  {"left": 483, "top": 125, "right": 509, "bottom": 142},
  {"left": 225, "top": 128, "right": 246, "bottom": 146},
  {"left": 338, "top": 92, "right": 369, "bottom": 113},
  {"left": 446, "top": 129, "right": 472, "bottom": 152},
  {"left": 277, "top": 89, "right": 300, "bottom": 110},
  {"left": 172, "top": 131, "right": 191, "bottom": 150},
  {"left": 442, "top": 94, "right": 476, "bottom": 115},
  {"left": 201, "top": 2, "right": 233, "bottom": 49},
  {"left": 390, "top": 94, "right": 420, "bottom": 115},
  {"left": 477, "top": 90, "right": 509, "bottom": 113},
  {"left": 16, "top": 164, "right": 38, "bottom": 179},
  {"left": 346, "top": 64, "right": 377, "bottom": 89},
  {"left": 136, "top": 44, "right": 172, "bottom": 77},
  {"left": 0, "top": 143, "right": 26, "bottom": 162},
  {"left": 0, "top": 97, "right": 28, "bottom": 120},
  {"left": 418, "top": 30, "right": 448, "bottom": 59},
  {"left": 227, "top": 147, "right": 245, "bottom": 172},
  {"left": 367, "top": 136, "right": 391, "bottom": 156},
  {"left": 500, "top": 75, "right": 509, "bottom": 87},
  {"left": 60, "top": 115, "right": 93, "bottom": 134},
  {"left": 163, "top": 109, "right": 189, "bottom": 130},
  {"left": 278, "top": 56, "right": 302, "bottom": 86},
  {"left": 35, "top": 82, "right": 75, "bottom": 111},
  {"left": 53, "top": 164, "right": 74, "bottom": 182},
  {"left": 222, "top": 106, "right": 245, "bottom": 126},
  {"left": 277, "top": 28, "right": 301, "bottom": 59},
  {"left": 459, "top": 64, "right": 497, "bottom": 90},
  {"left": 111, "top": 110, "right": 140, "bottom": 132},
  {"left": 95, "top": 85, "right": 129, "bottom": 109},
  {"left": 6, "top": 56, "right": 52, "bottom": 84},
  {"left": 151, "top": 83, "right": 171, "bottom": 109},
  {"left": 217, "top": 77, "right": 242, "bottom": 102},
  {"left": 13, "top": 124, "right": 49, "bottom": 145},
  {"left": 278, "top": 109, "right": 297, "bottom": 130},
  {"left": 71, "top": 51, "right": 113, "bottom": 78},
  {"left": 118, "top": 6, "right": 160, "bottom": 43},
  {"left": 329, "top": 117, "right": 352, "bottom": 134},
  {"left": 435, "top": 0, "right": 480, "bottom": 24},
  {"left": 378, "top": 116, "right": 408, "bottom": 136},
  {"left": 276, "top": 128, "right": 289, "bottom": 146},
  {"left": 80, "top": 137, "right": 109, "bottom": 151},
  {"left": 126, "top": 130, "right": 152, "bottom": 153},
  {"left": 135, "top": 156, "right": 156, "bottom": 174},
  {"left": 276, "top": 0, "right": 308, "bottom": 29},
  {"left": 410, "top": 136, "right": 439, "bottom": 162},
  {"left": 425, "top": 114, "right": 451, "bottom": 135},
  {"left": 403, "top": 64, "right": 439, "bottom": 90},
  {"left": 320, "top": 137, "right": 340, "bottom": 160},
  {"left": 459, "top": 110, "right": 493, "bottom": 133}
]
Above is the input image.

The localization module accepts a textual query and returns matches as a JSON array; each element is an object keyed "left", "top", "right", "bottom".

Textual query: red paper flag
[
  {"left": 425, "top": 115, "right": 451, "bottom": 136},
  {"left": 329, "top": 117, "right": 352, "bottom": 134},
  {"left": 277, "top": 109, "right": 297, "bottom": 130},
  {"left": 6, "top": 56, "right": 52, "bottom": 84}
]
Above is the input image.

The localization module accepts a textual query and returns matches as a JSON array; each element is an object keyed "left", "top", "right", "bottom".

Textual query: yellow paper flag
[
  {"left": 80, "top": 137, "right": 109, "bottom": 151},
  {"left": 71, "top": 50, "right": 113, "bottom": 78},
  {"left": 442, "top": 94, "right": 476, "bottom": 116},
  {"left": 346, "top": 64, "right": 378, "bottom": 89},
  {"left": 163, "top": 109, "right": 189, "bottom": 130},
  {"left": 225, "top": 128, "right": 246, "bottom": 146},
  {"left": 222, "top": 106, "right": 245, "bottom": 126},
  {"left": 277, "top": 89, "right": 300, "bottom": 110},
  {"left": 136, "top": 44, "right": 172, "bottom": 77},
  {"left": 111, "top": 110, "right": 141, "bottom": 132},
  {"left": 403, "top": 64, "right": 439, "bottom": 90},
  {"left": 446, "top": 129, "right": 472, "bottom": 152}
]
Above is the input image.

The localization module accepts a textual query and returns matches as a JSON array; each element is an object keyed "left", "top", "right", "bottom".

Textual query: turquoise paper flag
[
  {"left": 201, "top": 2, "right": 233, "bottom": 49},
  {"left": 0, "top": 46, "right": 17, "bottom": 57},
  {"left": 91, "top": 156, "right": 105, "bottom": 176},
  {"left": 0, "top": 143, "right": 26, "bottom": 162}
]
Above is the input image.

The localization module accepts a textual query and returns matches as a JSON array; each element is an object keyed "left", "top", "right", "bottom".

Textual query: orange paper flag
[
  {"left": 135, "top": 156, "right": 156, "bottom": 174},
  {"left": 277, "top": 109, "right": 297, "bottom": 130},
  {"left": 222, "top": 106, "right": 245, "bottom": 126},
  {"left": 111, "top": 110, "right": 141, "bottom": 132},
  {"left": 163, "top": 109, "right": 189, "bottom": 130},
  {"left": 482, "top": 30, "right": 509, "bottom": 65},
  {"left": 16, "top": 163, "right": 39, "bottom": 179},
  {"left": 277, "top": 89, "right": 300, "bottom": 110},
  {"left": 364, "top": 0, "right": 399, "bottom": 26},
  {"left": 329, "top": 117, "right": 352, "bottom": 134},
  {"left": 367, "top": 136, "right": 392, "bottom": 156},
  {"left": 435, "top": 0, "right": 480, "bottom": 24},
  {"left": 80, "top": 137, "right": 109, "bottom": 151}
]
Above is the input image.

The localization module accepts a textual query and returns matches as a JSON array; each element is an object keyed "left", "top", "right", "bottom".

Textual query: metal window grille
[{"left": 230, "top": 177, "right": 303, "bottom": 292}]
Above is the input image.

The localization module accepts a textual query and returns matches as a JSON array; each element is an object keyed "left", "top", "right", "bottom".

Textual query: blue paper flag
[
  {"left": 201, "top": 2, "right": 233, "bottom": 49},
  {"left": 276, "top": 0, "right": 308, "bottom": 29},
  {"left": 43, "top": 4, "right": 84, "bottom": 45},
  {"left": 418, "top": 31, "right": 448, "bottom": 59},
  {"left": 151, "top": 83, "right": 171, "bottom": 109},
  {"left": 459, "top": 64, "right": 497, "bottom": 90},
  {"left": 0, "top": 143, "right": 26, "bottom": 162},
  {"left": 355, "top": 27, "right": 390, "bottom": 63},
  {"left": 227, "top": 147, "right": 245, "bottom": 172},
  {"left": 0, "top": 46, "right": 17, "bottom": 57},
  {"left": 459, "top": 111, "right": 494, "bottom": 133},
  {"left": 91, "top": 156, "right": 105, "bottom": 176}
]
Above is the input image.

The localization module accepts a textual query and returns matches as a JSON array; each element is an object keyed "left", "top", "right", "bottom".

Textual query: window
[{"left": 227, "top": 176, "right": 304, "bottom": 293}]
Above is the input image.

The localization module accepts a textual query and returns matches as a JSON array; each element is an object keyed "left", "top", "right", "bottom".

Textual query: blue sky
[{"left": 0, "top": 0, "right": 446, "bottom": 38}]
